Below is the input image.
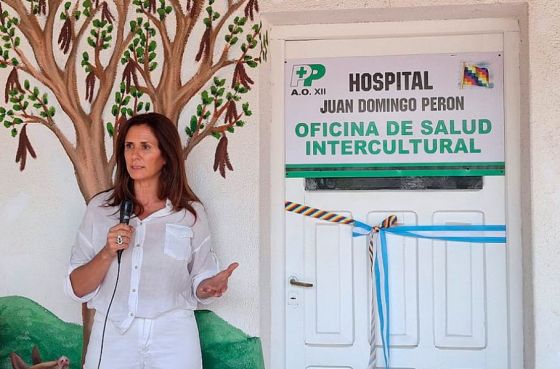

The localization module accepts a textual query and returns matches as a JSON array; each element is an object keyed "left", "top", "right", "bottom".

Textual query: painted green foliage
[
  {"left": 0, "top": 0, "right": 269, "bottom": 199},
  {"left": 0, "top": 296, "right": 265, "bottom": 369},
  {"left": 0, "top": 296, "right": 81, "bottom": 369}
]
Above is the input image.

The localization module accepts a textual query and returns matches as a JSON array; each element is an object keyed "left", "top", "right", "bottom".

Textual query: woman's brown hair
[{"left": 107, "top": 112, "right": 199, "bottom": 217}]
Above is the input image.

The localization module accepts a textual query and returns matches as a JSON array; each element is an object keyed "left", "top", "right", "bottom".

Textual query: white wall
[{"left": 257, "top": 1, "right": 558, "bottom": 369}]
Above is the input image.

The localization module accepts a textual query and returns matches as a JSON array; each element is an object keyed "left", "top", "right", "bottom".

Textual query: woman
[{"left": 65, "top": 113, "right": 237, "bottom": 369}]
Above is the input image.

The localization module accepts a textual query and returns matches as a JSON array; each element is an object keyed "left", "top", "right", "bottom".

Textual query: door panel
[
  {"left": 433, "top": 212, "right": 486, "bottom": 349},
  {"left": 305, "top": 214, "right": 354, "bottom": 345}
]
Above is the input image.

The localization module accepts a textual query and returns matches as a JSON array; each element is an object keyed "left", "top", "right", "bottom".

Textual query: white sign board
[{"left": 284, "top": 52, "right": 504, "bottom": 178}]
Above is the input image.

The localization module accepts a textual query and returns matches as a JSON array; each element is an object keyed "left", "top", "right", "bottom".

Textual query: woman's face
[{"left": 124, "top": 124, "right": 166, "bottom": 184}]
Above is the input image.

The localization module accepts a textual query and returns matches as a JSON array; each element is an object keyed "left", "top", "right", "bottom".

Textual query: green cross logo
[
  {"left": 290, "top": 64, "right": 326, "bottom": 87},
  {"left": 296, "top": 66, "right": 308, "bottom": 78}
]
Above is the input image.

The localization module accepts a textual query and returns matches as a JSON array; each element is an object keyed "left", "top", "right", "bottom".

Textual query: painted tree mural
[
  {"left": 0, "top": 0, "right": 267, "bottom": 362},
  {"left": 0, "top": 0, "right": 268, "bottom": 201}
]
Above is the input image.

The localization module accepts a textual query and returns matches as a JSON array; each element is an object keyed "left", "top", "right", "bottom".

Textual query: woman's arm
[
  {"left": 69, "top": 223, "right": 133, "bottom": 297},
  {"left": 69, "top": 248, "right": 114, "bottom": 297}
]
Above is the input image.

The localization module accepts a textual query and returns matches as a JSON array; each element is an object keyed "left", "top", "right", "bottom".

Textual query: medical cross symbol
[{"left": 290, "top": 64, "right": 326, "bottom": 87}]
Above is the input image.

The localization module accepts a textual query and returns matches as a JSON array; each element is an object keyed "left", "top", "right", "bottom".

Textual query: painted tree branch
[
  {"left": 91, "top": 2, "right": 134, "bottom": 148},
  {"left": 169, "top": 0, "right": 184, "bottom": 15},
  {"left": 1, "top": 2, "right": 82, "bottom": 162},
  {"left": 205, "top": 0, "right": 244, "bottom": 65},
  {"left": 1, "top": 0, "right": 268, "bottom": 195},
  {"left": 154, "top": 1, "right": 203, "bottom": 118},
  {"left": 64, "top": 5, "right": 101, "bottom": 85},
  {"left": 140, "top": 5, "right": 172, "bottom": 59},
  {"left": 7, "top": 1, "right": 88, "bottom": 140}
]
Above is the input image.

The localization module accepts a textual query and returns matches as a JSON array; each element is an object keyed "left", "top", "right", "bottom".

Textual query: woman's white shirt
[{"left": 64, "top": 191, "right": 219, "bottom": 333}]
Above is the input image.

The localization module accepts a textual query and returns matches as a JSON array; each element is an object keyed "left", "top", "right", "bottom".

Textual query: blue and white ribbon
[
  {"left": 363, "top": 222, "right": 506, "bottom": 369},
  {"left": 285, "top": 201, "right": 507, "bottom": 369}
]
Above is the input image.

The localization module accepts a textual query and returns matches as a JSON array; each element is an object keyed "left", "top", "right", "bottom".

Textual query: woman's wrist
[{"left": 99, "top": 245, "right": 114, "bottom": 260}]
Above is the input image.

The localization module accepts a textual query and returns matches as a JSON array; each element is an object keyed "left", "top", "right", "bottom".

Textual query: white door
[{"left": 282, "top": 30, "right": 522, "bottom": 369}]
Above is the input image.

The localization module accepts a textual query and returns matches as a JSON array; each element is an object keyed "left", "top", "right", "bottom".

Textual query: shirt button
[
  {"left": 132, "top": 288, "right": 136, "bottom": 292},
  {"left": 136, "top": 244, "right": 140, "bottom": 247},
  {"left": 134, "top": 265, "right": 138, "bottom": 269},
  {"left": 129, "top": 312, "right": 134, "bottom": 317}
]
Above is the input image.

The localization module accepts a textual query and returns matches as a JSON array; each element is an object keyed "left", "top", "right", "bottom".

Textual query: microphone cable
[{"left": 96, "top": 259, "right": 121, "bottom": 369}]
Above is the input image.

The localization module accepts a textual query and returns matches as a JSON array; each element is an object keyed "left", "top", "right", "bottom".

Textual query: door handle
[{"left": 289, "top": 277, "right": 314, "bottom": 288}]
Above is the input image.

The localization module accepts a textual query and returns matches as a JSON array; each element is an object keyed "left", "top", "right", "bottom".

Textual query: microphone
[{"left": 117, "top": 199, "right": 133, "bottom": 264}]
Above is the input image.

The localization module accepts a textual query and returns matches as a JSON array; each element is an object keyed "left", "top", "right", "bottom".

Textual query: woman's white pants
[{"left": 84, "top": 309, "right": 202, "bottom": 369}]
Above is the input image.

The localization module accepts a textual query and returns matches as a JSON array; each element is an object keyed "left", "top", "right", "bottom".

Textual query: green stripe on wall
[
  {"left": 285, "top": 162, "right": 505, "bottom": 178},
  {"left": 286, "top": 162, "right": 505, "bottom": 169}
]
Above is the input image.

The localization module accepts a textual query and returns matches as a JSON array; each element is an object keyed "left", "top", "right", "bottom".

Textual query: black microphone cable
[
  {"left": 97, "top": 199, "right": 133, "bottom": 369},
  {"left": 96, "top": 261, "right": 121, "bottom": 369}
]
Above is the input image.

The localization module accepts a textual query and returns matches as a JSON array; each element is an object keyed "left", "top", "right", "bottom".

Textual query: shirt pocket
[{"left": 164, "top": 224, "right": 193, "bottom": 261}]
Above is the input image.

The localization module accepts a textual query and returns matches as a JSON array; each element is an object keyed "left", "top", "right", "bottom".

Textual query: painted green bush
[
  {"left": 196, "top": 310, "right": 265, "bottom": 369},
  {"left": 0, "top": 296, "right": 82, "bottom": 369},
  {"left": 0, "top": 296, "right": 264, "bottom": 369}
]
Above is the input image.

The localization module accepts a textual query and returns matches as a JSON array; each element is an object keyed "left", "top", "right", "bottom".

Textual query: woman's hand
[
  {"left": 102, "top": 224, "right": 134, "bottom": 258},
  {"left": 196, "top": 262, "right": 239, "bottom": 299}
]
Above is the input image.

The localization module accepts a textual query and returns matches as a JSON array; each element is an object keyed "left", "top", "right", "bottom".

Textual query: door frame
[{"left": 263, "top": 18, "right": 523, "bottom": 369}]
